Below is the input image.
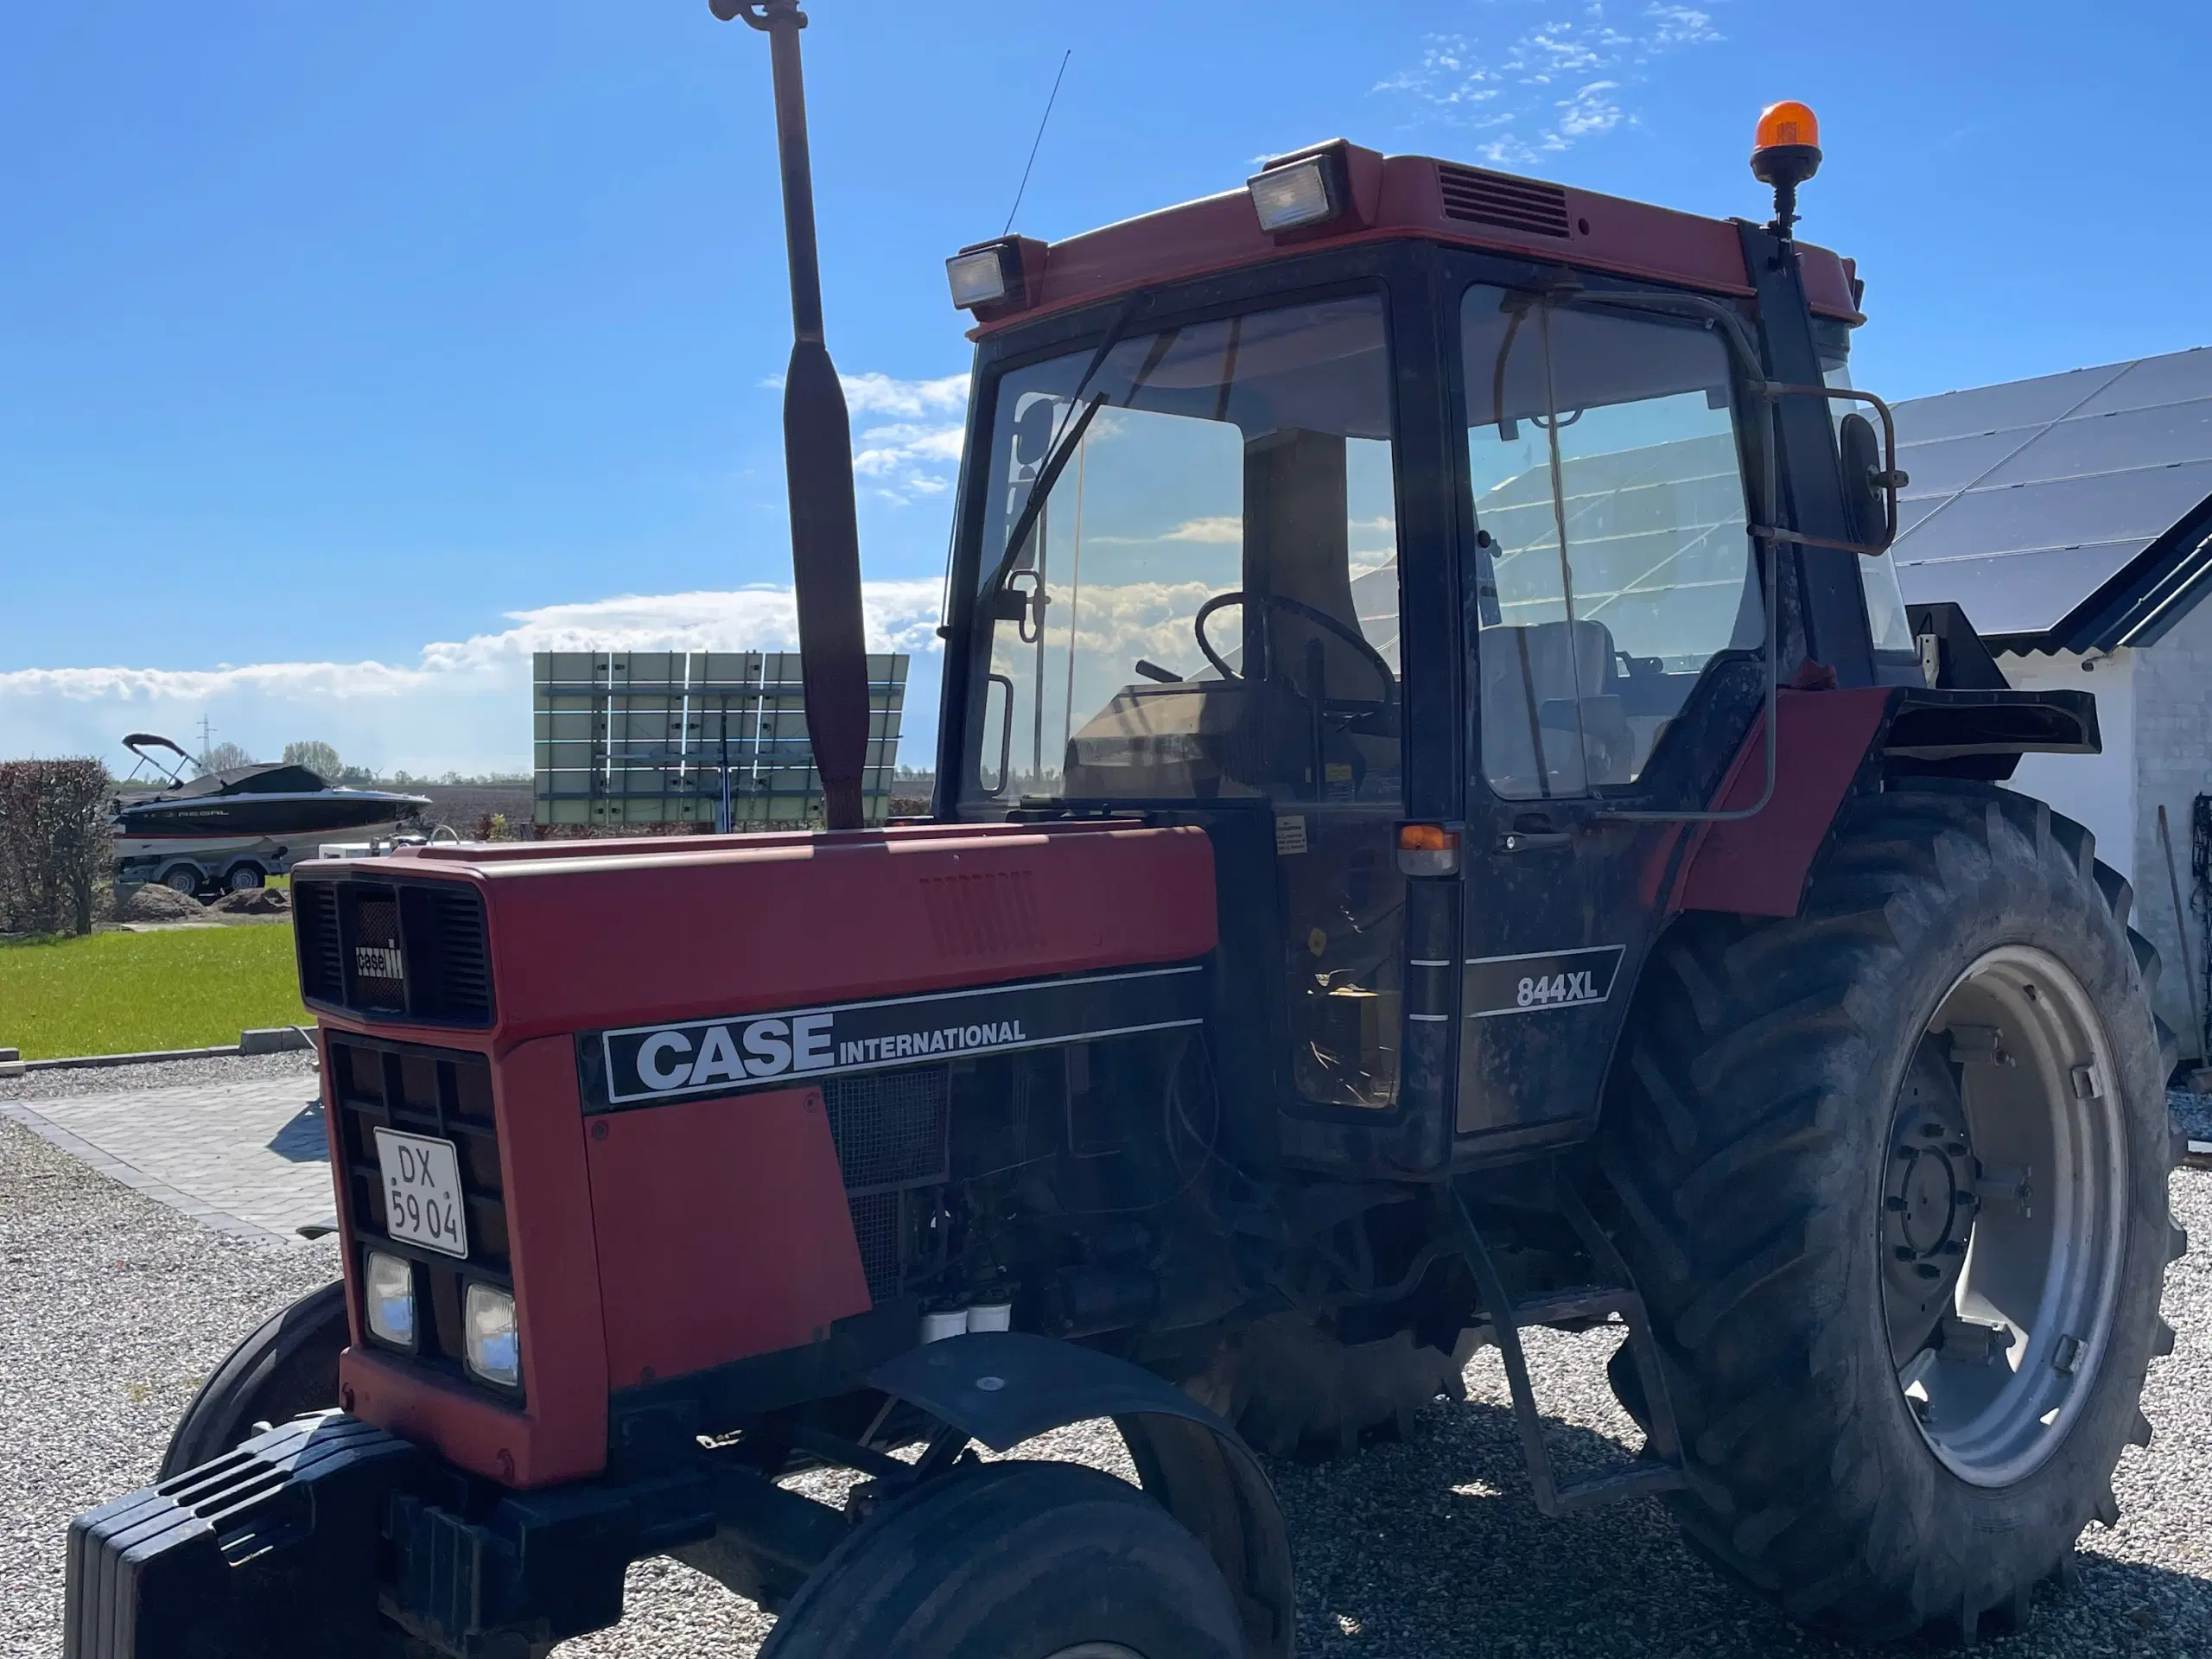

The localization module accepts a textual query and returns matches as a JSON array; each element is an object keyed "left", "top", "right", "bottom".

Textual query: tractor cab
[{"left": 937, "top": 136, "right": 1919, "bottom": 1166}]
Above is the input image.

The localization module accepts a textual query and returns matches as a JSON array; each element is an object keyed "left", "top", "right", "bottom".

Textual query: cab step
[{"left": 1441, "top": 1174, "right": 1688, "bottom": 1517}]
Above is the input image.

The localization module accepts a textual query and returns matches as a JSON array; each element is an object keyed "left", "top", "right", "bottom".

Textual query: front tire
[
  {"left": 760, "top": 1461, "right": 1247, "bottom": 1659},
  {"left": 160, "top": 1280, "right": 348, "bottom": 1479},
  {"left": 1602, "top": 779, "right": 2181, "bottom": 1642}
]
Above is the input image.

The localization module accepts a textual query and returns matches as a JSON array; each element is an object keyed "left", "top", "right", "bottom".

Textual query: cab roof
[{"left": 968, "top": 143, "right": 1861, "bottom": 339}]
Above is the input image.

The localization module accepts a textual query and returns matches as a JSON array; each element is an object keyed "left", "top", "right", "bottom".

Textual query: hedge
[{"left": 0, "top": 760, "right": 111, "bottom": 936}]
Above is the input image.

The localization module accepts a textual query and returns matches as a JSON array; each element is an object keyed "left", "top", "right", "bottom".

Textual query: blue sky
[{"left": 6, "top": 0, "right": 2211, "bottom": 775}]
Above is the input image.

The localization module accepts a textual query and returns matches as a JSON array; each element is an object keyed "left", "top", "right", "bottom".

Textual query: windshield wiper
[{"left": 982, "top": 288, "right": 1149, "bottom": 599}]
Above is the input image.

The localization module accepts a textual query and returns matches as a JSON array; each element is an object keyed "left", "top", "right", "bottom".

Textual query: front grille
[
  {"left": 326, "top": 1033, "right": 515, "bottom": 1397},
  {"left": 844, "top": 1192, "right": 904, "bottom": 1303},
  {"left": 1437, "top": 163, "right": 1573, "bottom": 238},
  {"left": 823, "top": 1065, "right": 949, "bottom": 1301},
  {"left": 352, "top": 895, "right": 406, "bottom": 1012},
  {"left": 295, "top": 876, "right": 495, "bottom": 1027},
  {"left": 295, "top": 881, "right": 344, "bottom": 1002}
]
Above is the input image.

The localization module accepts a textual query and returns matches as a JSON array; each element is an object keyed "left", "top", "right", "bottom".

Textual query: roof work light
[
  {"left": 1751, "top": 100, "right": 1821, "bottom": 238},
  {"left": 1247, "top": 154, "right": 1343, "bottom": 235},
  {"left": 947, "top": 244, "right": 1014, "bottom": 310}
]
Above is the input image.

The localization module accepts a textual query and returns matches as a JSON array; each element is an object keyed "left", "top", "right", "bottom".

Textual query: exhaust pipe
[{"left": 715, "top": 0, "right": 871, "bottom": 830}]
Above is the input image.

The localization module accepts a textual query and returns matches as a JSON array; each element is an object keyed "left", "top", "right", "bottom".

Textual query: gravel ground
[
  {"left": 3, "top": 1096, "right": 2208, "bottom": 1657},
  {"left": 0, "top": 1051, "right": 321, "bottom": 1107},
  {"left": 0, "top": 1118, "right": 340, "bottom": 1659}
]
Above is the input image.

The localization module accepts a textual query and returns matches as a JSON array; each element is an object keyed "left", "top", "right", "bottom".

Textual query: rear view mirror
[
  {"left": 1756, "top": 382, "right": 1907, "bottom": 557},
  {"left": 1839, "top": 410, "right": 1898, "bottom": 553},
  {"left": 1013, "top": 398, "right": 1057, "bottom": 467}
]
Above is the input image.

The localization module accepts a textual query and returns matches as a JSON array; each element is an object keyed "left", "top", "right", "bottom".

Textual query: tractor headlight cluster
[
  {"left": 365, "top": 1250, "right": 416, "bottom": 1347},
  {"left": 465, "top": 1283, "right": 521, "bottom": 1388}
]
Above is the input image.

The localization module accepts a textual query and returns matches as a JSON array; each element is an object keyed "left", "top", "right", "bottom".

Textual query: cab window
[{"left": 1462, "top": 288, "right": 1758, "bottom": 799}]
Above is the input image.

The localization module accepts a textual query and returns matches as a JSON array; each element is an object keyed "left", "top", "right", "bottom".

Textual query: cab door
[{"left": 1451, "top": 275, "right": 1769, "bottom": 1143}]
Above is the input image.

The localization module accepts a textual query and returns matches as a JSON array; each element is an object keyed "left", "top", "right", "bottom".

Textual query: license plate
[{"left": 373, "top": 1128, "right": 470, "bottom": 1259}]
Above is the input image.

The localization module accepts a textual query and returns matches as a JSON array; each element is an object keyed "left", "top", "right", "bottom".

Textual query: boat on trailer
[{"left": 111, "top": 734, "right": 430, "bottom": 894}]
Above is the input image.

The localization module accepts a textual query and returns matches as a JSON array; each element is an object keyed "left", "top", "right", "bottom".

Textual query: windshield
[{"left": 961, "top": 294, "right": 1402, "bottom": 805}]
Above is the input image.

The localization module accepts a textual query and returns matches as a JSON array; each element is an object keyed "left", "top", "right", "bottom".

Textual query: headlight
[
  {"left": 1246, "top": 155, "right": 1339, "bottom": 234},
  {"left": 946, "top": 244, "right": 1013, "bottom": 311},
  {"left": 465, "top": 1282, "right": 521, "bottom": 1388},
  {"left": 365, "top": 1250, "right": 415, "bottom": 1347}
]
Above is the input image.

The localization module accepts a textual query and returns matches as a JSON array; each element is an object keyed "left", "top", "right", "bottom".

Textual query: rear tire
[
  {"left": 159, "top": 1280, "right": 348, "bottom": 1479},
  {"left": 226, "top": 862, "right": 265, "bottom": 891},
  {"left": 1602, "top": 779, "right": 2180, "bottom": 1642},
  {"left": 759, "top": 1461, "right": 1246, "bottom": 1659},
  {"left": 160, "top": 865, "right": 202, "bottom": 896},
  {"left": 1186, "top": 1312, "right": 1474, "bottom": 1461}
]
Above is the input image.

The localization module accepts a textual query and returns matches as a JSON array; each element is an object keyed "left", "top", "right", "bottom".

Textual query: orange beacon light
[{"left": 1751, "top": 100, "right": 1822, "bottom": 238}]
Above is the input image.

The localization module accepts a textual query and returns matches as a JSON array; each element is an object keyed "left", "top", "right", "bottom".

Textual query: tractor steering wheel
[{"left": 1193, "top": 591, "right": 1396, "bottom": 699}]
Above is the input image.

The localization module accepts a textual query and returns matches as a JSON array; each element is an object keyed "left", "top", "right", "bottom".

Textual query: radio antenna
[{"left": 1002, "top": 48, "right": 1071, "bottom": 235}]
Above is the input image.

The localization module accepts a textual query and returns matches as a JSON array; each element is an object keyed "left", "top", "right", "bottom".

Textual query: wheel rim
[
  {"left": 1881, "top": 944, "right": 2127, "bottom": 1488},
  {"left": 230, "top": 868, "right": 260, "bottom": 890},
  {"left": 164, "top": 868, "right": 198, "bottom": 893}
]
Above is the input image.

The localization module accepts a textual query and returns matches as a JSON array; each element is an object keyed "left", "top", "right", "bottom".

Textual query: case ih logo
[
  {"left": 586, "top": 965, "right": 1206, "bottom": 1111},
  {"left": 630, "top": 1012, "right": 1030, "bottom": 1093},
  {"left": 354, "top": 944, "right": 404, "bottom": 980}
]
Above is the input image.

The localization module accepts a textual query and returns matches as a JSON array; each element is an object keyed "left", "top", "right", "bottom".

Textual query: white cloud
[
  {"left": 1, "top": 582, "right": 947, "bottom": 778},
  {"left": 1375, "top": 3, "right": 1726, "bottom": 166},
  {"left": 1644, "top": 5, "right": 1720, "bottom": 48},
  {"left": 852, "top": 419, "right": 966, "bottom": 497},
  {"left": 836, "top": 372, "right": 969, "bottom": 418},
  {"left": 758, "top": 370, "right": 972, "bottom": 504},
  {"left": 1163, "top": 515, "right": 1244, "bottom": 544}
]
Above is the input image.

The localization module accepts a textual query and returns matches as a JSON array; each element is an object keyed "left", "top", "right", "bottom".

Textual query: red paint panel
[
  {"left": 333, "top": 821, "right": 1217, "bottom": 1047},
  {"left": 969, "top": 151, "right": 1860, "bottom": 340},
  {"left": 585, "top": 1085, "right": 871, "bottom": 1389},
  {"left": 1675, "top": 687, "right": 1894, "bottom": 918},
  {"left": 338, "top": 1033, "right": 610, "bottom": 1488}
]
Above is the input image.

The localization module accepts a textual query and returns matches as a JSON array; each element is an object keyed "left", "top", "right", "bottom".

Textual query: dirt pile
[
  {"left": 209, "top": 887, "right": 291, "bottom": 916},
  {"left": 111, "top": 884, "right": 205, "bottom": 923}
]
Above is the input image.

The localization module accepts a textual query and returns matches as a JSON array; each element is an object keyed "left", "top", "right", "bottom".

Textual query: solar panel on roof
[
  {"left": 1889, "top": 364, "right": 2127, "bottom": 447},
  {"left": 1888, "top": 345, "right": 2212, "bottom": 645},
  {"left": 1893, "top": 429, "right": 2037, "bottom": 499},
  {"left": 1893, "top": 543, "right": 2145, "bottom": 638},
  {"left": 1975, "top": 399, "right": 2212, "bottom": 486},
  {"left": 2068, "top": 346, "right": 2212, "bottom": 417}
]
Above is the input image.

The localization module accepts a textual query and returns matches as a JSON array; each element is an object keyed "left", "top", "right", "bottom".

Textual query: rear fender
[
  {"left": 868, "top": 1332, "right": 1294, "bottom": 1659},
  {"left": 1675, "top": 685, "right": 2101, "bottom": 919}
]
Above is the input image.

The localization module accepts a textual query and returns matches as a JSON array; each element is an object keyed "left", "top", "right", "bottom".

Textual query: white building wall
[
  {"left": 1996, "top": 615, "right": 2212, "bottom": 1065},
  {"left": 1999, "top": 649, "right": 2137, "bottom": 884},
  {"left": 2130, "top": 599, "right": 2212, "bottom": 1063}
]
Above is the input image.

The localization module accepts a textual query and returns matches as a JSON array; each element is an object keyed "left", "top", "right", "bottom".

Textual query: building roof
[{"left": 1889, "top": 346, "right": 2212, "bottom": 652}]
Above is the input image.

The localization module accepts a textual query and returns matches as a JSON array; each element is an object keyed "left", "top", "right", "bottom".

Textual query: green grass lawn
[{"left": 0, "top": 925, "right": 311, "bottom": 1060}]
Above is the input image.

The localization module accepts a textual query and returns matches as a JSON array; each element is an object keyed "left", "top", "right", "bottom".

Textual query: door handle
[{"left": 1498, "top": 830, "right": 1572, "bottom": 853}]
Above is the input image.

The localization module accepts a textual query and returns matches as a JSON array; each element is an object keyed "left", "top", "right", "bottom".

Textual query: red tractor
[{"left": 68, "top": 10, "right": 2183, "bottom": 1656}]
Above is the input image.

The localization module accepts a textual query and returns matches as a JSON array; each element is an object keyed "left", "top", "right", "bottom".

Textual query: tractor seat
[{"left": 1479, "top": 618, "right": 1635, "bottom": 796}]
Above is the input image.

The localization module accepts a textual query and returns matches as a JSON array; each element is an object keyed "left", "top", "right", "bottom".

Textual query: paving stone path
[{"left": 0, "top": 1078, "right": 334, "bottom": 1247}]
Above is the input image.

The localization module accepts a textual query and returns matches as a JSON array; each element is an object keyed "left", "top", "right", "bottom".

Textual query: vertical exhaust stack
[{"left": 714, "top": 0, "right": 871, "bottom": 830}]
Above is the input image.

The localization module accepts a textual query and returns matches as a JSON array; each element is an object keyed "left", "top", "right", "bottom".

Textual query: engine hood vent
[{"left": 1437, "top": 164, "right": 1573, "bottom": 239}]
